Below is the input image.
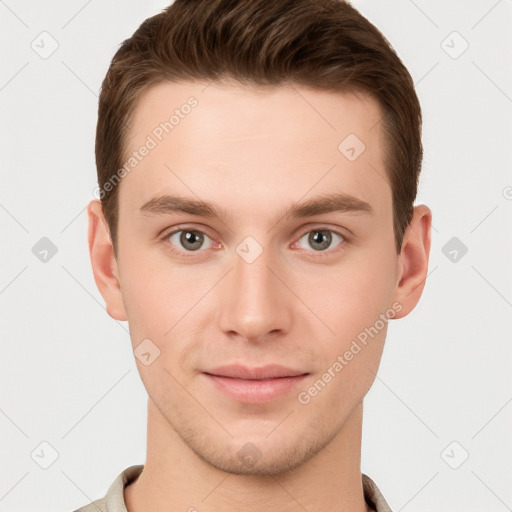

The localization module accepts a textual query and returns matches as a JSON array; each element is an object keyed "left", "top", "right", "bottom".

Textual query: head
[{"left": 89, "top": 0, "right": 431, "bottom": 475}]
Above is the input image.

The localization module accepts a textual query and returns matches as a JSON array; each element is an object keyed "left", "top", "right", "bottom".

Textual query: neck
[{"left": 125, "top": 400, "right": 371, "bottom": 512}]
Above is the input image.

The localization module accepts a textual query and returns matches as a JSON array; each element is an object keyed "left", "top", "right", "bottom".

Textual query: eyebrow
[{"left": 139, "top": 192, "right": 374, "bottom": 220}]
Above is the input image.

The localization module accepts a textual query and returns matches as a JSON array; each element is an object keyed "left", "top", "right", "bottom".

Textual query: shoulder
[
  {"left": 362, "top": 473, "right": 393, "bottom": 512},
  {"left": 70, "top": 464, "right": 144, "bottom": 512},
  {"left": 71, "top": 497, "right": 108, "bottom": 512}
]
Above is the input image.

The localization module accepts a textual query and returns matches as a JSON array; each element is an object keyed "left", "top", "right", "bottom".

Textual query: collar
[{"left": 86, "top": 464, "right": 393, "bottom": 512}]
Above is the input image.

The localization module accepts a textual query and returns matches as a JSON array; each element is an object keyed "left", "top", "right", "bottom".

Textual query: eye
[
  {"left": 161, "top": 226, "right": 346, "bottom": 258},
  {"left": 295, "top": 228, "right": 345, "bottom": 253},
  {"left": 164, "top": 228, "right": 214, "bottom": 254}
]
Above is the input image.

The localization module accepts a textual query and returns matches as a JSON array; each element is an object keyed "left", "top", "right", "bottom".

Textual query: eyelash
[{"left": 160, "top": 226, "right": 348, "bottom": 259}]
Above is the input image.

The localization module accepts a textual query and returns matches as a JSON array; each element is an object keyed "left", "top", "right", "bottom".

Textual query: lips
[
  {"left": 203, "top": 364, "right": 308, "bottom": 380},
  {"left": 202, "top": 364, "right": 309, "bottom": 404}
]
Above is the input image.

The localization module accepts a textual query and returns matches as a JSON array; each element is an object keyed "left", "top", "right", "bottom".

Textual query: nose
[{"left": 217, "top": 241, "right": 292, "bottom": 343}]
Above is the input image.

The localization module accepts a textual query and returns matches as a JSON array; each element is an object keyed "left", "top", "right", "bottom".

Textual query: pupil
[
  {"left": 182, "top": 231, "right": 202, "bottom": 250},
  {"left": 310, "top": 230, "right": 330, "bottom": 250}
]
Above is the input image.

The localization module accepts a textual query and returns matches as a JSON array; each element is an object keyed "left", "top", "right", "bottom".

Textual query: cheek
[
  {"left": 118, "top": 251, "right": 213, "bottom": 359},
  {"left": 117, "top": 251, "right": 179, "bottom": 358},
  {"left": 119, "top": 262, "right": 194, "bottom": 395},
  {"left": 306, "top": 252, "right": 394, "bottom": 339}
]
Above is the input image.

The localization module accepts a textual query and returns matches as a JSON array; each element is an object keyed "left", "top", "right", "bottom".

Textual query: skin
[{"left": 88, "top": 80, "right": 431, "bottom": 512}]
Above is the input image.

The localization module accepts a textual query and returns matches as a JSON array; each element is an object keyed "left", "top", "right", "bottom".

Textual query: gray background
[{"left": 1, "top": 0, "right": 511, "bottom": 511}]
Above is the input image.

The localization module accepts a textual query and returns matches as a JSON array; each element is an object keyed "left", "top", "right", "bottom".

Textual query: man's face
[{"left": 110, "top": 80, "right": 403, "bottom": 474}]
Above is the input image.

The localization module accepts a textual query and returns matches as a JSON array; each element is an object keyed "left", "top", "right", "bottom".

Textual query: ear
[
  {"left": 392, "top": 204, "right": 432, "bottom": 319},
  {"left": 87, "top": 200, "right": 127, "bottom": 321}
]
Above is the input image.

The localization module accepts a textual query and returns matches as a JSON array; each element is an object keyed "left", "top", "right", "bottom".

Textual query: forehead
[
  {"left": 119, "top": 80, "right": 390, "bottom": 221},
  {"left": 127, "top": 79, "right": 383, "bottom": 149}
]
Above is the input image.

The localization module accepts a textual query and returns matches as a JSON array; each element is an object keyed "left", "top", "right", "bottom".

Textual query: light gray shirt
[{"left": 73, "top": 464, "right": 393, "bottom": 512}]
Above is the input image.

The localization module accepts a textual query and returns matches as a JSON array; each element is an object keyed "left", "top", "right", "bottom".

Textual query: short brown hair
[{"left": 96, "top": 0, "right": 422, "bottom": 255}]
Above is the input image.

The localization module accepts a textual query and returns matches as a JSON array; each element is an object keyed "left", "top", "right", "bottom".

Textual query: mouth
[{"left": 202, "top": 364, "right": 309, "bottom": 404}]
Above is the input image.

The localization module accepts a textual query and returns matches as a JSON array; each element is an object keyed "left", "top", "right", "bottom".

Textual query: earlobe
[
  {"left": 87, "top": 200, "right": 127, "bottom": 321},
  {"left": 392, "top": 204, "right": 432, "bottom": 319}
]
